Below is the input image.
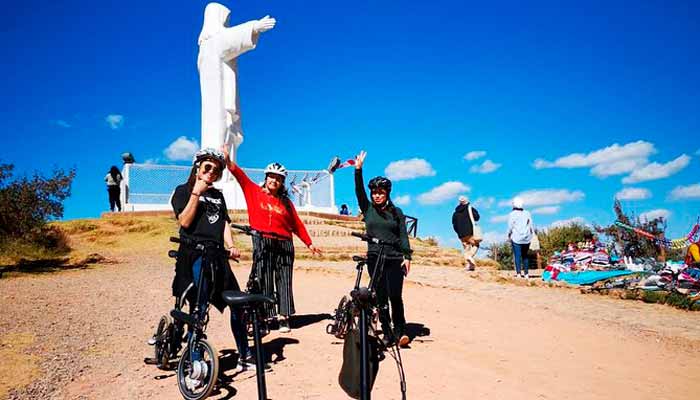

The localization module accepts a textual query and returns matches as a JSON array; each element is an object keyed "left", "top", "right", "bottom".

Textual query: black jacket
[{"left": 452, "top": 203, "right": 479, "bottom": 238}]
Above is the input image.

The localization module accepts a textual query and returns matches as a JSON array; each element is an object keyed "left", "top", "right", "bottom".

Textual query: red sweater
[{"left": 232, "top": 165, "right": 313, "bottom": 246}]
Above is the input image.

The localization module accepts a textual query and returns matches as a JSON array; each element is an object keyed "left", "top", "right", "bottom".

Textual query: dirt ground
[{"left": 2, "top": 249, "right": 700, "bottom": 400}]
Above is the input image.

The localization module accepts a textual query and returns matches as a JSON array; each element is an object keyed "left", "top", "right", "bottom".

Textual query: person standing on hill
[
  {"left": 507, "top": 197, "right": 534, "bottom": 278},
  {"left": 354, "top": 150, "right": 413, "bottom": 347},
  {"left": 105, "top": 166, "right": 123, "bottom": 212},
  {"left": 168, "top": 148, "right": 254, "bottom": 371},
  {"left": 223, "top": 146, "right": 322, "bottom": 333},
  {"left": 452, "top": 195, "right": 480, "bottom": 271}
]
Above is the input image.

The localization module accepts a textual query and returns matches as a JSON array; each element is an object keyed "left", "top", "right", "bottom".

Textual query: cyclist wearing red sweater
[{"left": 223, "top": 147, "right": 322, "bottom": 333}]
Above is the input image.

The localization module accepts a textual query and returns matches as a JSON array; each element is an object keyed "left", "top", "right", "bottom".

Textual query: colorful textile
[{"left": 542, "top": 269, "right": 634, "bottom": 285}]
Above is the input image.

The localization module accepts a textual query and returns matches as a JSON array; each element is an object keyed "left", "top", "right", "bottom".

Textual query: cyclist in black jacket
[
  {"left": 170, "top": 147, "right": 255, "bottom": 371},
  {"left": 354, "top": 150, "right": 413, "bottom": 347}
]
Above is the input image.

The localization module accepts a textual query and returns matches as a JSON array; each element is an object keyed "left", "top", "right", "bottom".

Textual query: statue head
[{"left": 198, "top": 2, "right": 231, "bottom": 45}]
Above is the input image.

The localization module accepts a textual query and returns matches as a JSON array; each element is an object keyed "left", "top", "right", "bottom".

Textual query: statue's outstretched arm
[{"left": 253, "top": 15, "right": 276, "bottom": 34}]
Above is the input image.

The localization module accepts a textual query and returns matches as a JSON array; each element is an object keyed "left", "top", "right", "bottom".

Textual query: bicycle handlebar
[
  {"left": 351, "top": 232, "right": 395, "bottom": 246},
  {"left": 230, "top": 223, "right": 290, "bottom": 240}
]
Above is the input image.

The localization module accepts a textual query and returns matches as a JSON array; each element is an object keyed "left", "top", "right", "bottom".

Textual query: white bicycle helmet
[
  {"left": 193, "top": 148, "right": 225, "bottom": 167},
  {"left": 264, "top": 162, "right": 288, "bottom": 178}
]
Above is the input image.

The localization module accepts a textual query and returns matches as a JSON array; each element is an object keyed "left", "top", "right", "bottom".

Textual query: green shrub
[{"left": 0, "top": 163, "right": 75, "bottom": 238}]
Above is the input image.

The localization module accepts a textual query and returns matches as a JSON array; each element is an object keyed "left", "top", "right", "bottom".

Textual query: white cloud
[
  {"left": 51, "top": 119, "right": 71, "bottom": 128},
  {"left": 622, "top": 154, "right": 690, "bottom": 184},
  {"left": 481, "top": 231, "right": 507, "bottom": 245},
  {"left": 164, "top": 136, "right": 199, "bottom": 161},
  {"left": 532, "top": 206, "right": 560, "bottom": 215},
  {"left": 417, "top": 181, "right": 470, "bottom": 205},
  {"left": 490, "top": 214, "right": 509, "bottom": 223},
  {"left": 533, "top": 141, "right": 656, "bottom": 169},
  {"left": 105, "top": 114, "right": 125, "bottom": 130},
  {"left": 143, "top": 158, "right": 160, "bottom": 165},
  {"left": 473, "top": 196, "right": 495, "bottom": 209},
  {"left": 469, "top": 159, "right": 501, "bottom": 174},
  {"left": 464, "top": 151, "right": 487, "bottom": 161},
  {"left": 384, "top": 158, "right": 436, "bottom": 181},
  {"left": 550, "top": 217, "right": 587, "bottom": 229},
  {"left": 590, "top": 158, "right": 648, "bottom": 178},
  {"left": 393, "top": 194, "right": 411, "bottom": 206},
  {"left": 669, "top": 183, "right": 700, "bottom": 200},
  {"left": 615, "top": 187, "right": 651, "bottom": 201},
  {"left": 639, "top": 209, "right": 670, "bottom": 222},
  {"left": 498, "top": 189, "right": 585, "bottom": 207},
  {"left": 668, "top": 183, "right": 700, "bottom": 200}
]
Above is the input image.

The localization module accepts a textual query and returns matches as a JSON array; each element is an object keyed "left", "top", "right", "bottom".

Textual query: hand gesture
[
  {"left": 308, "top": 244, "right": 323, "bottom": 256},
  {"left": 228, "top": 247, "right": 241, "bottom": 260},
  {"left": 253, "top": 15, "right": 276, "bottom": 34},
  {"left": 401, "top": 259, "right": 411, "bottom": 276},
  {"left": 193, "top": 177, "right": 211, "bottom": 196},
  {"left": 355, "top": 150, "right": 366, "bottom": 169},
  {"left": 221, "top": 144, "right": 235, "bottom": 172}
]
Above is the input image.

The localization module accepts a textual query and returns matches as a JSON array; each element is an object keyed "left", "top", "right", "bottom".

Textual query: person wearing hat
[
  {"left": 452, "top": 195, "right": 481, "bottom": 270},
  {"left": 223, "top": 146, "right": 321, "bottom": 333},
  {"left": 507, "top": 196, "right": 535, "bottom": 278}
]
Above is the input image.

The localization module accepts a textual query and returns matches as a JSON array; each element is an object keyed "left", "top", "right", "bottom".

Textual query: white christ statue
[{"left": 197, "top": 2, "right": 276, "bottom": 161}]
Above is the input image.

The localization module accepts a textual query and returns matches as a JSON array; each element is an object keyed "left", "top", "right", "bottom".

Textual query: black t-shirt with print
[{"left": 171, "top": 184, "right": 230, "bottom": 243}]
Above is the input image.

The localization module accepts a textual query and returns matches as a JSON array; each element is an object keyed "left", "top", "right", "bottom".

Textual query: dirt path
[{"left": 2, "top": 252, "right": 700, "bottom": 400}]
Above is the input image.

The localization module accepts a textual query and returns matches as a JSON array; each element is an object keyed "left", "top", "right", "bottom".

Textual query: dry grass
[{"left": 0, "top": 332, "right": 40, "bottom": 398}]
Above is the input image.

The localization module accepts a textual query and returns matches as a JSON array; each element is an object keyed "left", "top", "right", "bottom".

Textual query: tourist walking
[
  {"left": 223, "top": 146, "right": 321, "bottom": 333},
  {"left": 507, "top": 197, "right": 535, "bottom": 278},
  {"left": 452, "top": 195, "right": 481, "bottom": 270},
  {"left": 105, "top": 166, "right": 123, "bottom": 212},
  {"left": 354, "top": 150, "right": 413, "bottom": 347}
]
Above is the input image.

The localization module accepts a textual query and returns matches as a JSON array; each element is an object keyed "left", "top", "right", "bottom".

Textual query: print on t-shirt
[{"left": 203, "top": 196, "right": 222, "bottom": 224}]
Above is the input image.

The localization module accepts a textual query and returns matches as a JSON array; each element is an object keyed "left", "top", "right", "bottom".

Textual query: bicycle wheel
[
  {"left": 154, "top": 315, "right": 173, "bottom": 369},
  {"left": 177, "top": 339, "right": 219, "bottom": 400}
]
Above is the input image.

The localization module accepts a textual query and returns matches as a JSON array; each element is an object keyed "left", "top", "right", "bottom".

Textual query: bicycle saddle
[
  {"left": 222, "top": 290, "right": 274, "bottom": 306},
  {"left": 352, "top": 255, "right": 366, "bottom": 263}
]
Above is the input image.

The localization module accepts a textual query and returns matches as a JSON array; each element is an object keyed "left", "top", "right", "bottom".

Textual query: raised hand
[
  {"left": 221, "top": 144, "right": 235, "bottom": 172},
  {"left": 253, "top": 15, "right": 276, "bottom": 34},
  {"left": 193, "top": 178, "right": 211, "bottom": 196},
  {"left": 355, "top": 150, "right": 366, "bottom": 169}
]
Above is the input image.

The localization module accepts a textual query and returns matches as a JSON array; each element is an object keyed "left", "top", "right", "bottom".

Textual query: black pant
[
  {"left": 108, "top": 186, "right": 121, "bottom": 211},
  {"left": 251, "top": 235, "right": 296, "bottom": 318},
  {"left": 367, "top": 253, "right": 406, "bottom": 338}
]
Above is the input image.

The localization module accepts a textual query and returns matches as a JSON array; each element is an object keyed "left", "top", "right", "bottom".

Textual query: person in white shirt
[
  {"left": 104, "top": 166, "right": 122, "bottom": 212},
  {"left": 507, "top": 197, "right": 534, "bottom": 278}
]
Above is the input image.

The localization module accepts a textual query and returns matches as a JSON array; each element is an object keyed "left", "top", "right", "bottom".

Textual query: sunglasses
[{"left": 201, "top": 163, "right": 221, "bottom": 175}]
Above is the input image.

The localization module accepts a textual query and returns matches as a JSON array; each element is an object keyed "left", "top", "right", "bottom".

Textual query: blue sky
[{"left": 2, "top": 0, "right": 699, "bottom": 250}]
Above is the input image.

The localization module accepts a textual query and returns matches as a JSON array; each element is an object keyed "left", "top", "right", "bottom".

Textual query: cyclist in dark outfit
[
  {"left": 354, "top": 150, "right": 413, "bottom": 347},
  {"left": 170, "top": 147, "right": 255, "bottom": 371}
]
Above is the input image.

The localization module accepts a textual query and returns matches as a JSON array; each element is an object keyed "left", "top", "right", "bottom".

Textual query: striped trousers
[{"left": 251, "top": 235, "right": 296, "bottom": 319}]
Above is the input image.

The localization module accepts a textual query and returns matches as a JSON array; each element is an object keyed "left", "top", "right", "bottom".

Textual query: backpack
[{"left": 339, "top": 328, "right": 381, "bottom": 399}]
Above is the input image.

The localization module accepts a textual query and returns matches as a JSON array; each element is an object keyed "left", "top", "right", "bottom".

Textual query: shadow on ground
[{"left": 290, "top": 313, "right": 332, "bottom": 329}]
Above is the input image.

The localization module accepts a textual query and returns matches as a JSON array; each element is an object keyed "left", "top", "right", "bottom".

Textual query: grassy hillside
[{"left": 0, "top": 211, "right": 486, "bottom": 272}]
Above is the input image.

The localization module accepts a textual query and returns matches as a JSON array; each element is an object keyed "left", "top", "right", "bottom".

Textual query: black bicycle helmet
[{"left": 368, "top": 176, "right": 392, "bottom": 193}]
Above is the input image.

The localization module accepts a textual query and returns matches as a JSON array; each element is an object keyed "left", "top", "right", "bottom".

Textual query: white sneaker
[
  {"left": 524, "top": 274, "right": 529, "bottom": 279},
  {"left": 236, "top": 357, "right": 257, "bottom": 372},
  {"left": 279, "top": 317, "right": 291, "bottom": 333}
]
